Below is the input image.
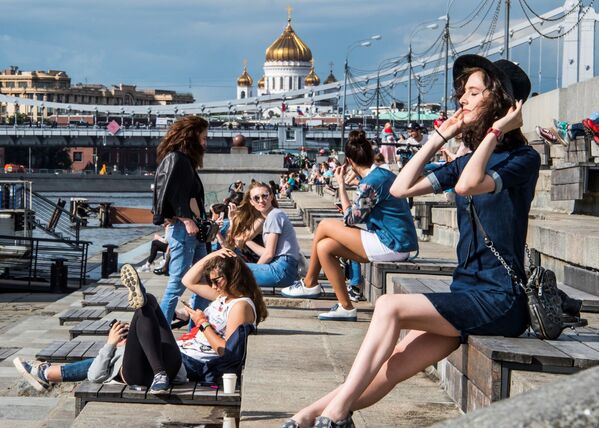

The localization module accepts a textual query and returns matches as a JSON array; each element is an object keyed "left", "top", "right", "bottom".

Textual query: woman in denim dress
[{"left": 283, "top": 55, "right": 539, "bottom": 428}]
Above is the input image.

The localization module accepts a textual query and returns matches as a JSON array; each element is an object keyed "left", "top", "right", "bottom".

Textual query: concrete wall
[{"left": 522, "top": 75, "right": 599, "bottom": 133}]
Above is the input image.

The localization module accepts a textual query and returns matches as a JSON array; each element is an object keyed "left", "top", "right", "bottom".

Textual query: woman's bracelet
[{"left": 435, "top": 128, "right": 448, "bottom": 144}]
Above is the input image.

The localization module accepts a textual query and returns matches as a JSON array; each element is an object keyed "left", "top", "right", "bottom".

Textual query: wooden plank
[
  {"left": 70, "top": 320, "right": 95, "bottom": 339},
  {"left": 74, "top": 382, "right": 103, "bottom": 399},
  {"left": 420, "top": 278, "right": 451, "bottom": 293},
  {"left": 168, "top": 382, "right": 196, "bottom": 403},
  {"left": 121, "top": 384, "right": 148, "bottom": 400},
  {"left": 545, "top": 333, "right": 599, "bottom": 369},
  {"left": 468, "top": 336, "right": 573, "bottom": 366},
  {"left": 36, "top": 341, "right": 66, "bottom": 361},
  {"left": 393, "top": 277, "right": 434, "bottom": 294},
  {"left": 97, "top": 383, "right": 126, "bottom": 399},
  {"left": 82, "top": 341, "right": 105, "bottom": 359},
  {"left": 446, "top": 345, "right": 467, "bottom": 373},
  {"left": 193, "top": 385, "right": 218, "bottom": 402},
  {"left": 52, "top": 340, "right": 82, "bottom": 362},
  {"left": 66, "top": 341, "right": 96, "bottom": 361},
  {"left": 465, "top": 345, "right": 502, "bottom": 400},
  {"left": 0, "top": 347, "right": 19, "bottom": 361}
]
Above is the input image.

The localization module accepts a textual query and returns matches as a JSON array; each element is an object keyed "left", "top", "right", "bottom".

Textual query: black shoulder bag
[
  {"left": 193, "top": 197, "right": 219, "bottom": 243},
  {"left": 468, "top": 197, "right": 586, "bottom": 340}
]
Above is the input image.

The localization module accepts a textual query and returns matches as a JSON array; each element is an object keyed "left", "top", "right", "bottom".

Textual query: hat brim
[{"left": 453, "top": 54, "right": 531, "bottom": 102}]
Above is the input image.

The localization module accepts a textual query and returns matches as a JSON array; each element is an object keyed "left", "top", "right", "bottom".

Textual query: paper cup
[{"left": 222, "top": 373, "right": 237, "bottom": 394}]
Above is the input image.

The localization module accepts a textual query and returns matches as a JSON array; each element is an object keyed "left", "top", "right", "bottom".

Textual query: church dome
[
  {"left": 324, "top": 69, "right": 337, "bottom": 84},
  {"left": 257, "top": 76, "right": 265, "bottom": 89},
  {"left": 265, "top": 17, "right": 312, "bottom": 63},
  {"left": 237, "top": 66, "right": 253, "bottom": 87},
  {"left": 304, "top": 62, "right": 320, "bottom": 86}
]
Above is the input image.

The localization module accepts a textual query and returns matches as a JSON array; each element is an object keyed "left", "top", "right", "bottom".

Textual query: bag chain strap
[{"left": 467, "top": 196, "right": 531, "bottom": 291}]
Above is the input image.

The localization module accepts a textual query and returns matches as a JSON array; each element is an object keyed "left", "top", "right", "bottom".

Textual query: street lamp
[
  {"left": 376, "top": 57, "right": 402, "bottom": 135},
  {"left": 439, "top": 0, "right": 457, "bottom": 114},
  {"left": 341, "top": 34, "right": 381, "bottom": 148},
  {"left": 408, "top": 23, "right": 439, "bottom": 123}
]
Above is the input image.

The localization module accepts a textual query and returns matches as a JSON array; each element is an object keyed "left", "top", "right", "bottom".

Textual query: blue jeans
[
  {"left": 160, "top": 221, "right": 208, "bottom": 328},
  {"left": 348, "top": 261, "right": 362, "bottom": 287},
  {"left": 60, "top": 358, "right": 93, "bottom": 382},
  {"left": 247, "top": 255, "right": 298, "bottom": 288}
]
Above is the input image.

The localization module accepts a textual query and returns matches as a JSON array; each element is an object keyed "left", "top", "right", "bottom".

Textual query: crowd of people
[{"left": 14, "top": 54, "right": 556, "bottom": 428}]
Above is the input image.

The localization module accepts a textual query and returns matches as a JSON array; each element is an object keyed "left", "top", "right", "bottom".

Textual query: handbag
[
  {"left": 468, "top": 197, "right": 586, "bottom": 340},
  {"left": 193, "top": 200, "right": 219, "bottom": 243}
]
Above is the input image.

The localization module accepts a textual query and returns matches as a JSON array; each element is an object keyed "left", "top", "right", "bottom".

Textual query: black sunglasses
[{"left": 251, "top": 193, "right": 270, "bottom": 202}]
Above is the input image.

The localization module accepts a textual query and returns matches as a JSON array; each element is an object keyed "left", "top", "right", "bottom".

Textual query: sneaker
[
  {"left": 13, "top": 357, "right": 51, "bottom": 392},
  {"left": 138, "top": 262, "right": 151, "bottom": 273},
  {"left": 120, "top": 263, "right": 147, "bottom": 309},
  {"left": 149, "top": 371, "right": 170, "bottom": 395},
  {"left": 318, "top": 303, "right": 357, "bottom": 321},
  {"left": 280, "top": 279, "right": 322, "bottom": 299},
  {"left": 347, "top": 286, "right": 363, "bottom": 303},
  {"left": 535, "top": 126, "right": 557, "bottom": 143}
]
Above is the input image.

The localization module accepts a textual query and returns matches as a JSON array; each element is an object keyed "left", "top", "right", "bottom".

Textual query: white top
[{"left": 177, "top": 296, "right": 256, "bottom": 361}]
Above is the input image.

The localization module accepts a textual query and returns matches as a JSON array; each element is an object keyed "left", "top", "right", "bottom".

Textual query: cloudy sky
[{"left": 0, "top": 0, "right": 596, "bottom": 106}]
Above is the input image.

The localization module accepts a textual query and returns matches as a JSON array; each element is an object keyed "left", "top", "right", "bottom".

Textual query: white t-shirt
[{"left": 406, "top": 133, "right": 428, "bottom": 146}]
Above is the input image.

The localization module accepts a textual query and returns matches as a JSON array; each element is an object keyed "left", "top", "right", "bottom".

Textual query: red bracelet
[{"left": 487, "top": 127, "right": 503, "bottom": 141}]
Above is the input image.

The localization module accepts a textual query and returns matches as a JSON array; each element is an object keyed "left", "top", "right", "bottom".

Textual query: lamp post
[
  {"left": 376, "top": 57, "right": 402, "bottom": 135},
  {"left": 340, "top": 34, "right": 381, "bottom": 148},
  {"left": 438, "top": 0, "right": 456, "bottom": 114},
  {"left": 408, "top": 23, "right": 439, "bottom": 123}
]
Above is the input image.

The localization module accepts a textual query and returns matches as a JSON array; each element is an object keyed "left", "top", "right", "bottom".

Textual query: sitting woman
[
  {"left": 14, "top": 253, "right": 267, "bottom": 394},
  {"left": 283, "top": 54, "right": 537, "bottom": 427},
  {"left": 227, "top": 182, "right": 301, "bottom": 288},
  {"left": 281, "top": 130, "right": 418, "bottom": 321}
]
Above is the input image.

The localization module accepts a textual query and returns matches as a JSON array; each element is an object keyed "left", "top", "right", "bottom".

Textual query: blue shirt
[
  {"left": 427, "top": 145, "right": 540, "bottom": 292},
  {"left": 344, "top": 166, "right": 418, "bottom": 253}
]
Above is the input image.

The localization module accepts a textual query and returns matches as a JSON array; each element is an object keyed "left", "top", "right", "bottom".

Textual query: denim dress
[{"left": 425, "top": 145, "right": 541, "bottom": 341}]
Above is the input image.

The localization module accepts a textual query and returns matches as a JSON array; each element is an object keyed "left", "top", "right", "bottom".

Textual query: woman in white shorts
[{"left": 281, "top": 130, "right": 418, "bottom": 321}]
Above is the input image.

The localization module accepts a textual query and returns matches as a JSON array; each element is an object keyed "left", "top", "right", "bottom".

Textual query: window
[
  {"left": 285, "top": 128, "right": 296, "bottom": 140},
  {"left": 73, "top": 151, "right": 83, "bottom": 162},
  {"left": 240, "top": 90, "right": 246, "bottom": 99},
  {"left": 298, "top": 79, "right": 302, "bottom": 90},
  {"left": 18, "top": 82, "right": 27, "bottom": 88},
  {"left": 279, "top": 77, "right": 283, "bottom": 90},
  {"left": 6, "top": 82, "right": 15, "bottom": 88},
  {"left": 288, "top": 77, "right": 292, "bottom": 89}
]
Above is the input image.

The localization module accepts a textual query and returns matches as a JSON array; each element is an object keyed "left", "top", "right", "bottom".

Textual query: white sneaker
[
  {"left": 280, "top": 279, "right": 322, "bottom": 298},
  {"left": 156, "top": 259, "right": 166, "bottom": 270},
  {"left": 139, "top": 262, "right": 151, "bottom": 272},
  {"left": 318, "top": 303, "right": 357, "bottom": 321}
]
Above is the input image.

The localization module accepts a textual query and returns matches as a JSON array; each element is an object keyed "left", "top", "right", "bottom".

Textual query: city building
[{"left": 0, "top": 66, "right": 194, "bottom": 122}]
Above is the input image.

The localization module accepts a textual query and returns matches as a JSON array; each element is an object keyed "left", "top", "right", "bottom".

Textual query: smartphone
[
  {"left": 109, "top": 319, "right": 118, "bottom": 328},
  {"left": 180, "top": 300, "right": 192, "bottom": 310},
  {"left": 219, "top": 212, "right": 225, "bottom": 220},
  {"left": 335, "top": 202, "right": 343, "bottom": 210}
]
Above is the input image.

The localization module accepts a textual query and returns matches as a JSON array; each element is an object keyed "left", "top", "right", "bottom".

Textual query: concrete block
[
  {"left": 432, "top": 207, "right": 458, "bottom": 229},
  {"left": 431, "top": 225, "right": 459, "bottom": 248}
]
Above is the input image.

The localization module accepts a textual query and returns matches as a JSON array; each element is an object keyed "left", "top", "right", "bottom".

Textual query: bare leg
[
  {"left": 316, "top": 236, "right": 368, "bottom": 309},
  {"left": 304, "top": 219, "right": 366, "bottom": 289},
  {"left": 291, "top": 294, "right": 460, "bottom": 424},
  {"left": 46, "top": 365, "right": 62, "bottom": 382}
]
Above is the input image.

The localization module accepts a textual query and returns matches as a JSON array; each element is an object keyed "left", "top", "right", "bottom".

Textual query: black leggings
[
  {"left": 148, "top": 240, "right": 168, "bottom": 264},
  {"left": 121, "top": 294, "right": 182, "bottom": 387}
]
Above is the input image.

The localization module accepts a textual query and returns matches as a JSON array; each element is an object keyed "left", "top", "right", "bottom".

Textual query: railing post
[
  {"left": 101, "top": 244, "right": 119, "bottom": 278},
  {"left": 51, "top": 257, "right": 68, "bottom": 293}
]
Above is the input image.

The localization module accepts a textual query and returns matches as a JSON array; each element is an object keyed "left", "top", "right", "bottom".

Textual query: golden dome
[
  {"left": 304, "top": 62, "right": 320, "bottom": 86},
  {"left": 265, "top": 17, "right": 312, "bottom": 63},
  {"left": 257, "top": 76, "right": 265, "bottom": 89},
  {"left": 324, "top": 70, "right": 337, "bottom": 84},
  {"left": 237, "top": 66, "right": 253, "bottom": 87}
]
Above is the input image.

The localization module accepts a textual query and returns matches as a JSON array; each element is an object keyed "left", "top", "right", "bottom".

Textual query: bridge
[{"left": 0, "top": 125, "right": 377, "bottom": 148}]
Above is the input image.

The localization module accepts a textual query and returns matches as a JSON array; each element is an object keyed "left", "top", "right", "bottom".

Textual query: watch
[
  {"left": 199, "top": 321, "right": 211, "bottom": 332},
  {"left": 487, "top": 127, "right": 503, "bottom": 141}
]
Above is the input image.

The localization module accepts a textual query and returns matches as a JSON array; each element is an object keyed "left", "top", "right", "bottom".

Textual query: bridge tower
[{"left": 562, "top": 0, "right": 598, "bottom": 87}]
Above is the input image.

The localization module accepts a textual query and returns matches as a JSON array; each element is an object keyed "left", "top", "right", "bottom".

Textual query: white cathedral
[{"left": 236, "top": 11, "right": 338, "bottom": 116}]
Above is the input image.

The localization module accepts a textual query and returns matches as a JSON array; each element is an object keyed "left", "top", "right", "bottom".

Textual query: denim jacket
[{"left": 344, "top": 166, "right": 418, "bottom": 253}]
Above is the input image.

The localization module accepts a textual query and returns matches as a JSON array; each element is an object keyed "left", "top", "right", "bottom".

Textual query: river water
[{"left": 39, "top": 192, "right": 157, "bottom": 256}]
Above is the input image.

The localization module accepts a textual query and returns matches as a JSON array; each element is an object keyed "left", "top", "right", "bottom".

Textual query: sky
[{"left": 0, "top": 0, "right": 596, "bottom": 107}]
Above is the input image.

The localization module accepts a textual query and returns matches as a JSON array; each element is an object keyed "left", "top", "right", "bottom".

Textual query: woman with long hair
[
  {"left": 228, "top": 181, "right": 300, "bottom": 287},
  {"left": 282, "top": 55, "right": 538, "bottom": 427},
  {"left": 15, "top": 254, "right": 267, "bottom": 395},
  {"left": 281, "top": 130, "right": 418, "bottom": 321},
  {"left": 152, "top": 116, "right": 210, "bottom": 325}
]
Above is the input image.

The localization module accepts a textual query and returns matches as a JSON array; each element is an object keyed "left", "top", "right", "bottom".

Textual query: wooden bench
[
  {"left": 364, "top": 259, "right": 456, "bottom": 302},
  {"left": 70, "top": 319, "right": 115, "bottom": 339},
  {"left": 82, "top": 290, "right": 127, "bottom": 307},
  {"left": 392, "top": 277, "right": 599, "bottom": 412},
  {"left": 74, "top": 381, "right": 240, "bottom": 416},
  {"left": 36, "top": 340, "right": 104, "bottom": 362},
  {"left": 0, "top": 347, "right": 20, "bottom": 362},
  {"left": 82, "top": 285, "right": 118, "bottom": 296},
  {"left": 59, "top": 307, "right": 106, "bottom": 325}
]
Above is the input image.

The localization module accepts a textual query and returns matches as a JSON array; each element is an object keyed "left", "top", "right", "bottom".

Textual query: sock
[{"left": 40, "top": 364, "right": 50, "bottom": 383}]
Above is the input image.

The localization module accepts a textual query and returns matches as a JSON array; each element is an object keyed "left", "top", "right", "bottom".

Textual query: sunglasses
[
  {"left": 251, "top": 193, "right": 270, "bottom": 202},
  {"left": 208, "top": 276, "right": 223, "bottom": 286}
]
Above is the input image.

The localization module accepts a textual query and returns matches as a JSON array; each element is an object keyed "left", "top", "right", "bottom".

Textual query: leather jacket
[{"left": 152, "top": 151, "right": 205, "bottom": 225}]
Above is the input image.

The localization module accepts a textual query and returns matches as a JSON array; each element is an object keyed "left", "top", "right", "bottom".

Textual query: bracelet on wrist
[
  {"left": 487, "top": 127, "right": 503, "bottom": 141},
  {"left": 435, "top": 128, "right": 448, "bottom": 144}
]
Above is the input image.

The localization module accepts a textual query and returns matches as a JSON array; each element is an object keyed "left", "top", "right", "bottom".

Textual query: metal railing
[{"left": 29, "top": 190, "right": 82, "bottom": 243}]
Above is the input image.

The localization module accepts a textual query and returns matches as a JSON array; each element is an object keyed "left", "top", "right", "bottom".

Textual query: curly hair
[
  {"left": 157, "top": 116, "right": 208, "bottom": 169},
  {"left": 454, "top": 67, "right": 527, "bottom": 152},
  {"left": 226, "top": 182, "right": 278, "bottom": 248},
  {"left": 203, "top": 255, "right": 268, "bottom": 325}
]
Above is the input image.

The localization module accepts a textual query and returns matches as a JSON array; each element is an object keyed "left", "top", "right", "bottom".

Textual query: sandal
[
  {"left": 313, "top": 413, "right": 354, "bottom": 428},
  {"left": 280, "top": 419, "right": 301, "bottom": 428}
]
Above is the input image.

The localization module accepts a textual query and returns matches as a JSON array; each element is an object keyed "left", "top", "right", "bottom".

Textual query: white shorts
[{"left": 360, "top": 229, "right": 411, "bottom": 262}]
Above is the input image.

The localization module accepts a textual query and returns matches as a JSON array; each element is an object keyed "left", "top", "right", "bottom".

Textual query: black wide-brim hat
[{"left": 453, "top": 54, "right": 531, "bottom": 102}]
